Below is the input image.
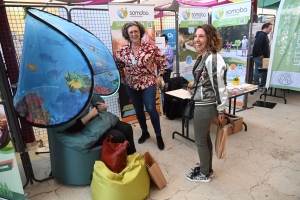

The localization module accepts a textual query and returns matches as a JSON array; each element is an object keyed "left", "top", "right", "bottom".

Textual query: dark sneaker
[
  {"left": 156, "top": 136, "right": 165, "bottom": 150},
  {"left": 138, "top": 131, "right": 150, "bottom": 144},
  {"left": 186, "top": 173, "right": 211, "bottom": 183},
  {"left": 188, "top": 166, "right": 214, "bottom": 178}
]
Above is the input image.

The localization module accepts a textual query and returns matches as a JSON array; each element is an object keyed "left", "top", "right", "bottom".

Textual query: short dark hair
[
  {"left": 160, "top": 33, "right": 168, "bottom": 43},
  {"left": 262, "top": 23, "right": 272, "bottom": 30},
  {"left": 121, "top": 21, "right": 145, "bottom": 41}
]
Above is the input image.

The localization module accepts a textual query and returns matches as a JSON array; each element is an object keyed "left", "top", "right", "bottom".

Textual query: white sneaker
[
  {"left": 188, "top": 166, "right": 214, "bottom": 178},
  {"left": 186, "top": 173, "right": 211, "bottom": 183}
]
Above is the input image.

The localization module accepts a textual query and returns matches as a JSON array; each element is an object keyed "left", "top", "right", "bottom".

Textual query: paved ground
[{"left": 18, "top": 89, "right": 300, "bottom": 200}]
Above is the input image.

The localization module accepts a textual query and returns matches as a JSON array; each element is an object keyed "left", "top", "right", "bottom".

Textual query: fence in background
[{"left": 0, "top": 5, "right": 178, "bottom": 142}]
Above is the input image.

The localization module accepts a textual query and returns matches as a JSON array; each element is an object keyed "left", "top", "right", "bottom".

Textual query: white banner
[
  {"left": 108, "top": 3, "right": 154, "bottom": 23},
  {"left": 212, "top": 1, "right": 251, "bottom": 27},
  {"left": 179, "top": 6, "right": 208, "bottom": 24},
  {"left": 212, "top": 1, "right": 252, "bottom": 108},
  {"left": 108, "top": 4, "right": 158, "bottom": 121},
  {"left": 178, "top": 6, "right": 208, "bottom": 81}
]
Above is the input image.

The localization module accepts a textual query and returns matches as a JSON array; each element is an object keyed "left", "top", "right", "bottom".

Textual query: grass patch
[
  {"left": 223, "top": 57, "right": 247, "bottom": 66},
  {"left": 179, "top": 49, "right": 199, "bottom": 62}
]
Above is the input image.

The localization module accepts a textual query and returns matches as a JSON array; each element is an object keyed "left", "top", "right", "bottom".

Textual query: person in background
[
  {"left": 225, "top": 41, "right": 231, "bottom": 52},
  {"left": 241, "top": 36, "right": 248, "bottom": 56},
  {"left": 252, "top": 22, "right": 273, "bottom": 87},
  {"left": 186, "top": 24, "right": 228, "bottom": 183},
  {"left": 62, "top": 94, "right": 136, "bottom": 155},
  {"left": 160, "top": 33, "right": 174, "bottom": 83},
  {"left": 115, "top": 21, "right": 167, "bottom": 150}
]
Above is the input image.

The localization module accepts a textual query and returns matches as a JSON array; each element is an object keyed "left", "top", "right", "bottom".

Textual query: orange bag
[{"left": 101, "top": 135, "right": 129, "bottom": 173}]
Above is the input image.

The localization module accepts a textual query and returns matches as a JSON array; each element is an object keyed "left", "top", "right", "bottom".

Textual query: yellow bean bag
[{"left": 91, "top": 153, "right": 150, "bottom": 200}]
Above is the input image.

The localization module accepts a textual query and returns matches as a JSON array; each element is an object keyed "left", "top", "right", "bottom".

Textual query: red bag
[{"left": 101, "top": 135, "right": 129, "bottom": 173}]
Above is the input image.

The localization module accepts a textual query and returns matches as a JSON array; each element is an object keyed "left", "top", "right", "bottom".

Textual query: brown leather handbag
[{"left": 101, "top": 135, "right": 129, "bottom": 173}]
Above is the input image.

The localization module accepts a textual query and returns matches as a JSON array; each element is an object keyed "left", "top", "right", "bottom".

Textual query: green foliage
[
  {"left": 223, "top": 57, "right": 246, "bottom": 67},
  {"left": 0, "top": 182, "right": 13, "bottom": 198},
  {"left": 234, "top": 40, "right": 241, "bottom": 47},
  {"left": 179, "top": 49, "right": 199, "bottom": 62},
  {"left": 216, "top": 24, "right": 249, "bottom": 46}
]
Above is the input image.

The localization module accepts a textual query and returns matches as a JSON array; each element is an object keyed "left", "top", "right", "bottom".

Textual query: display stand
[
  {"left": 253, "top": 68, "right": 281, "bottom": 109},
  {"left": 165, "top": 89, "right": 195, "bottom": 143},
  {"left": 259, "top": 87, "right": 287, "bottom": 104}
]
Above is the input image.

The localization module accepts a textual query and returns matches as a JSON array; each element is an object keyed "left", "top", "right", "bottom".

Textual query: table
[
  {"left": 166, "top": 86, "right": 257, "bottom": 142},
  {"left": 228, "top": 87, "right": 258, "bottom": 115},
  {"left": 165, "top": 89, "right": 195, "bottom": 142},
  {"left": 227, "top": 86, "right": 258, "bottom": 132}
]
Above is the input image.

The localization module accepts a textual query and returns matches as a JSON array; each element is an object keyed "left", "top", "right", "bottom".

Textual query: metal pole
[{"left": 175, "top": 11, "right": 179, "bottom": 77}]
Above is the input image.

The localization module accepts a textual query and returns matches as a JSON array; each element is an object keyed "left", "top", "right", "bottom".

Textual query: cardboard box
[
  {"left": 210, "top": 114, "right": 243, "bottom": 135},
  {"left": 143, "top": 152, "right": 167, "bottom": 190},
  {"left": 263, "top": 58, "right": 269, "bottom": 68}
]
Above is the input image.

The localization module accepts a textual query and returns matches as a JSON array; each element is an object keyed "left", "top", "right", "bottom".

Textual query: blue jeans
[
  {"left": 126, "top": 84, "right": 161, "bottom": 136},
  {"left": 253, "top": 57, "right": 267, "bottom": 86}
]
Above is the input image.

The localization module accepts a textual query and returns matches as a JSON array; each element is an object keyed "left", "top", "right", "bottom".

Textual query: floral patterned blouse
[{"left": 115, "top": 41, "right": 167, "bottom": 90}]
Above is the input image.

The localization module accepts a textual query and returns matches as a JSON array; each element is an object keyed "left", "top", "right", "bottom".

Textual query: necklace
[{"left": 132, "top": 46, "right": 140, "bottom": 50}]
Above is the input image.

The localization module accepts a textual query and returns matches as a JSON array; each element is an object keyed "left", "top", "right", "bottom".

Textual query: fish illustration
[
  {"left": 47, "top": 69, "right": 64, "bottom": 79},
  {"left": 107, "top": 72, "right": 113, "bottom": 76},
  {"left": 90, "top": 46, "right": 95, "bottom": 51},
  {"left": 26, "top": 63, "right": 38, "bottom": 71},
  {"left": 76, "top": 34, "right": 83, "bottom": 39},
  {"left": 97, "top": 58, "right": 103, "bottom": 66},
  {"left": 39, "top": 53, "right": 58, "bottom": 67},
  {"left": 64, "top": 70, "right": 91, "bottom": 94},
  {"left": 48, "top": 103, "right": 62, "bottom": 115},
  {"left": 43, "top": 36, "right": 65, "bottom": 48},
  {"left": 110, "top": 79, "right": 118, "bottom": 87},
  {"left": 28, "top": 44, "right": 35, "bottom": 49}
]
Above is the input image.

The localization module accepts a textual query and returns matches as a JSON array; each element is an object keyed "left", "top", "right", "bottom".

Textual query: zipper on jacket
[{"left": 200, "top": 86, "right": 203, "bottom": 100}]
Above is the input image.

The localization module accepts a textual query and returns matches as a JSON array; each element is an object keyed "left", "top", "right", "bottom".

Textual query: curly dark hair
[
  {"left": 194, "top": 24, "right": 223, "bottom": 53},
  {"left": 121, "top": 21, "right": 145, "bottom": 42}
]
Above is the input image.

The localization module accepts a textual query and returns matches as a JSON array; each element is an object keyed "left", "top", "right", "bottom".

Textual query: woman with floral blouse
[{"left": 115, "top": 21, "right": 167, "bottom": 150}]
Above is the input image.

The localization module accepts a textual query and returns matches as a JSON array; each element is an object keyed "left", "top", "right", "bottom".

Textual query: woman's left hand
[
  {"left": 218, "top": 113, "right": 224, "bottom": 122},
  {"left": 96, "top": 102, "right": 108, "bottom": 111}
]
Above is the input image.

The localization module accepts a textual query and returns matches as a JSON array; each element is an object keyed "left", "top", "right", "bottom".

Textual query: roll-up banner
[
  {"left": 108, "top": 4, "right": 160, "bottom": 122},
  {"left": 178, "top": 6, "right": 208, "bottom": 82},
  {"left": 212, "top": 1, "right": 251, "bottom": 107},
  {"left": 0, "top": 142, "right": 25, "bottom": 200},
  {"left": 267, "top": 0, "right": 300, "bottom": 91}
]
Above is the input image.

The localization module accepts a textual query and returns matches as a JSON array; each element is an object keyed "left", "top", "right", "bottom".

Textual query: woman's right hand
[
  {"left": 188, "top": 81, "right": 194, "bottom": 88},
  {"left": 0, "top": 118, "right": 7, "bottom": 129},
  {"left": 88, "top": 107, "right": 98, "bottom": 117}
]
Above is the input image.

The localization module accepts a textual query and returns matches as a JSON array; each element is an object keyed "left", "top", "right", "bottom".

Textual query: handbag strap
[
  {"left": 211, "top": 53, "right": 221, "bottom": 105},
  {"left": 191, "top": 53, "right": 210, "bottom": 99}
]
